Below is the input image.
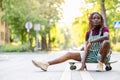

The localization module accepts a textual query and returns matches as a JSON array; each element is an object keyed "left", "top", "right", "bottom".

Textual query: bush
[{"left": 0, "top": 43, "right": 31, "bottom": 52}]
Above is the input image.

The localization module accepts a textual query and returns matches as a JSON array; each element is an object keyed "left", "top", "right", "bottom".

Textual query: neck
[{"left": 93, "top": 25, "right": 101, "bottom": 30}]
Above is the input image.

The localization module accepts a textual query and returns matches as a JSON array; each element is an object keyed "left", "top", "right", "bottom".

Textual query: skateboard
[{"left": 68, "top": 60, "right": 118, "bottom": 71}]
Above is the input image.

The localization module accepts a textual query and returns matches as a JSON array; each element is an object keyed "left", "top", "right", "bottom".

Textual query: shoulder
[
  {"left": 102, "top": 27, "right": 109, "bottom": 32},
  {"left": 86, "top": 30, "right": 90, "bottom": 35},
  {"left": 85, "top": 30, "right": 90, "bottom": 41}
]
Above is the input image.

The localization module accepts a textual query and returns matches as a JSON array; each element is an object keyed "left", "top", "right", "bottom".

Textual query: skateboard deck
[{"left": 68, "top": 60, "right": 118, "bottom": 71}]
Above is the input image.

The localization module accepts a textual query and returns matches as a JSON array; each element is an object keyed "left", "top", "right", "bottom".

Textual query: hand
[{"left": 79, "top": 63, "right": 87, "bottom": 71}]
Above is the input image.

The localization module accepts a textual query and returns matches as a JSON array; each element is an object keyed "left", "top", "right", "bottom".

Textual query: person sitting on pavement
[{"left": 32, "top": 12, "right": 111, "bottom": 72}]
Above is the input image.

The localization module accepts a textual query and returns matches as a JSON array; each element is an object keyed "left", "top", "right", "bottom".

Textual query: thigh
[
  {"left": 99, "top": 40, "right": 110, "bottom": 55},
  {"left": 68, "top": 51, "right": 83, "bottom": 61}
]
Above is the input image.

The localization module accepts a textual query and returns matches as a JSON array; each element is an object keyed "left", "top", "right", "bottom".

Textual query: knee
[
  {"left": 102, "top": 40, "right": 110, "bottom": 48},
  {"left": 101, "top": 40, "right": 110, "bottom": 49}
]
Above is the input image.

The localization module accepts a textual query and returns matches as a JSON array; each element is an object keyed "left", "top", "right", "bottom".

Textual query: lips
[{"left": 93, "top": 21, "right": 99, "bottom": 25}]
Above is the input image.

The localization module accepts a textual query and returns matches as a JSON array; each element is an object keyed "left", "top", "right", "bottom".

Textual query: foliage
[
  {"left": 0, "top": 0, "right": 2, "bottom": 8},
  {"left": 71, "top": 4, "right": 94, "bottom": 46},
  {"left": 0, "top": 43, "right": 31, "bottom": 52},
  {"left": 105, "top": 0, "right": 120, "bottom": 44},
  {"left": 1, "top": 0, "right": 64, "bottom": 50},
  {"left": 30, "top": 0, "right": 64, "bottom": 50},
  {"left": 1, "top": 0, "right": 120, "bottom": 52},
  {"left": 2, "top": 0, "right": 29, "bottom": 44}
]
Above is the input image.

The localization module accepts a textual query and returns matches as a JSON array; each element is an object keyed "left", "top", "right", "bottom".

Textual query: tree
[
  {"left": 2, "top": 0, "right": 64, "bottom": 50},
  {"left": 31, "top": 0, "right": 64, "bottom": 50},
  {"left": 100, "top": 0, "right": 107, "bottom": 27}
]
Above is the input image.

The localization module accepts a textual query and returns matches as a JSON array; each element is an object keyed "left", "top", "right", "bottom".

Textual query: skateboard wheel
[
  {"left": 70, "top": 65, "right": 76, "bottom": 70},
  {"left": 105, "top": 66, "right": 112, "bottom": 71}
]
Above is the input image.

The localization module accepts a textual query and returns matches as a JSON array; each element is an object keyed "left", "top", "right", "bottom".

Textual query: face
[{"left": 91, "top": 13, "right": 102, "bottom": 26}]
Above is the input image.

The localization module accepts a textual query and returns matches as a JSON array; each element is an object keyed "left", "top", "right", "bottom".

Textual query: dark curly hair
[{"left": 88, "top": 12, "right": 104, "bottom": 30}]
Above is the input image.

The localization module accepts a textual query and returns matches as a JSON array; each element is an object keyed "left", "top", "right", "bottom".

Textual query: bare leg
[
  {"left": 95, "top": 40, "right": 110, "bottom": 71},
  {"left": 99, "top": 40, "right": 110, "bottom": 63},
  {"left": 48, "top": 52, "right": 81, "bottom": 65},
  {"left": 32, "top": 51, "right": 82, "bottom": 71}
]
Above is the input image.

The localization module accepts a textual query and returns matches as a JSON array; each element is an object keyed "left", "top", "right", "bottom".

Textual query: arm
[{"left": 90, "top": 32, "right": 109, "bottom": 43}]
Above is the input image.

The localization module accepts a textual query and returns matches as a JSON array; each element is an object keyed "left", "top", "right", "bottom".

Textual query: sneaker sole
[
  {"left": 96, "top": 70, "right": 103, "bottom": 72},
  {"left": 32, "top": 60, "right": 47, "bottom": 71}
]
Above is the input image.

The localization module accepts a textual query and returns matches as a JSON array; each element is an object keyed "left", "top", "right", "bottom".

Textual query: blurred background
[{"left": 0, "top": 0, "right": 120, "bottom": 52}]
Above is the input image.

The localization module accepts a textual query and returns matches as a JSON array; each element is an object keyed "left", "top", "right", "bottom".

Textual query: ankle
[{"left": 99, "top": 61, "right": 103, "bottom": 64}]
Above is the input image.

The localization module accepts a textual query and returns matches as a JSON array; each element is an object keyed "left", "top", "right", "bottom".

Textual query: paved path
[{"left": 0, "top": 51, "right": 120, "bottom": 80}]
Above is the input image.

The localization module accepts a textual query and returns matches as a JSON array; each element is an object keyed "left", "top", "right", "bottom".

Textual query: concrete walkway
[{"left": 0, "top": 51, "right": 120, "bottom": 80}]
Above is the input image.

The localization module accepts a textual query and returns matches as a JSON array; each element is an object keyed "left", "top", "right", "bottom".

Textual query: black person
[{"left": 32, "top": 12, "right": 111, "bottom": 71}]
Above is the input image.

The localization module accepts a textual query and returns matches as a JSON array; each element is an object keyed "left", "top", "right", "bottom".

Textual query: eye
[
  {"left": 92, "top": 14, "right": 101, "bottom": 20},
  {"left": 93, "top": 16, "right": 100, "bottom": 20},
  {"left": 97, "top": 16, "right": 101, "bottom": 19}
]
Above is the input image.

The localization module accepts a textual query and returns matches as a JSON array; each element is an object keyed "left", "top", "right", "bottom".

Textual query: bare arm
[{"left": 90, "top": 32, "right": 109, "bottom": 43}]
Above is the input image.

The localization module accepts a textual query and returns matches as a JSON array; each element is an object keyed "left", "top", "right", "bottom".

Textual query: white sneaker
[
  {"left": 96, "top": 61, "right": 103, "bottom": 72},
  {"left": 32, "top": 60, "right": 49, "bottom": 71}
]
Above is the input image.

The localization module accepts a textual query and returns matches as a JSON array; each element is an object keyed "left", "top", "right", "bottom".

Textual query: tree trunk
[
  {"left": 100, "top": 0, "right": 108, "bottom": 27},
  {"left": 41, "top": 36, "right": 47, "bottom": 50},
  {"left": 48, "top": 31, "right": 51, "bottom": 50},
  {"left": 5, "top": 23, "right": 10, "bottom": 43}
]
